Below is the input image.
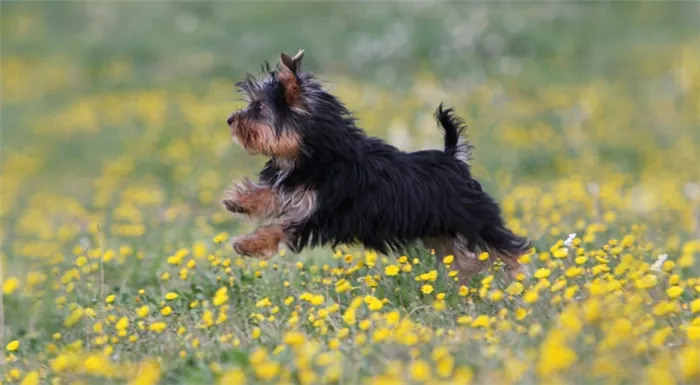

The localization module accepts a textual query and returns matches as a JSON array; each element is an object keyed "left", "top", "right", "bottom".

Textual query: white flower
[
  {"left": 563, "top": 233, "right": 576, "bottom": 247},
  {"left": 651, "top": 254, "right": 668, "bottom": 272}
]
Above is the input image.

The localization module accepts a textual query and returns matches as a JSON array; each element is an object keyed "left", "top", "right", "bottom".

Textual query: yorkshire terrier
[{"left": 222, "top": 50, "right": 531, "bottom": 280}]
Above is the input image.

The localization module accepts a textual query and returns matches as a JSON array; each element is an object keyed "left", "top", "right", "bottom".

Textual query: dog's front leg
[
  {"left": 231, "top": 223, "right": 286, "bottom": 259},
  {"left": 221, "top": 178, "right": 280, "bottom": 221},
  {"left": 229, "top": 185, "right": 316, "bottom": 259}
]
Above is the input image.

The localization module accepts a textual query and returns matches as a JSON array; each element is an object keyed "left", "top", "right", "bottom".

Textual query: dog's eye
[{"left": 250, "top": 101, "right": 263, "bottom": 112}]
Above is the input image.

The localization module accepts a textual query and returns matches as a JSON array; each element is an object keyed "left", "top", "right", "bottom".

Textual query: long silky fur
[{"left": 235, "top": 59, "right": 532, "bottom": 260}]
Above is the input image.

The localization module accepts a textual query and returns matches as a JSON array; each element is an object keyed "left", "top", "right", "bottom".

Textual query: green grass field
[{"left": 2, "top": 2, "right": 700, "bottom": 385}]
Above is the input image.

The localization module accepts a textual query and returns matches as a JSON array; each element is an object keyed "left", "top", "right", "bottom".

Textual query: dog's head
[
  {"left": 227, "top": 50, "right": 309, "bottom": 159},
  {"left": 227, "top": 50, "right": 358, "bottom": 162}
]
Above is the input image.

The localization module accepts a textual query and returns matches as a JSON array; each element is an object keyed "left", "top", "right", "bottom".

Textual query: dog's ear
[
  {"left": 278, "top": 50, "right": 304, "bottom": 106},
  {"left": 280, "top": 49, "right": 304, "bottom": 73}
]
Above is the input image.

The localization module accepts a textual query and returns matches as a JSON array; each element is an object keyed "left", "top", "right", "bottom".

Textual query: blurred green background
[
  {"left": 2, "top": 1, "right": 699, "bottom": 276},
  {"left": 1, "top": 3, "right": 700, "bottom": 383}
]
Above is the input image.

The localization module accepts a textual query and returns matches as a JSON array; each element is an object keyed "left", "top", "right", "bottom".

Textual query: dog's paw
[
  {"left": 221, "top": 178, "right": 257, "bottom": 214},
  {"left": 231, "top": 236, "right": 250, "bottom": 256},
  {"left": 221, "top": 198, "right": 248, "bottom": 214},
  {"left": 232, "top": 235, "right": 275, "bottom": 259}
]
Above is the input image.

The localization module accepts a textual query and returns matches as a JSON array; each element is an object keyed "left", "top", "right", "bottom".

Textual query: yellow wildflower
[
  {"left": 666, "top": 286, "right": 683, "bottom": 298},
  {"left": 410, "top": 360, "right": 431, "bottom": 382},
  {"left": 137, "top": 305, "right": 150, "bottom": 318},
  {"left": 384, "top": 265, "right": 400, "bottom": 276}
]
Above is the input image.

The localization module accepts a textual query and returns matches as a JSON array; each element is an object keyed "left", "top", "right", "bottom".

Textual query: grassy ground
[{"left": 1, "top": 2, "right": 700, "bottom": 385}]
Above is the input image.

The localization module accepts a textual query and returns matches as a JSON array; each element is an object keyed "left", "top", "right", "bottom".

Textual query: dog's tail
[
  {"left": 481, "top": 224, "right": 532, "bottom": 259},
  {"left": 435, "top": 103, "right": 473, "bottom": 164}
]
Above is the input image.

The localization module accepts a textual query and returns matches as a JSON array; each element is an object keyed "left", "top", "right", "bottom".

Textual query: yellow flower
[
  {"left": 506, "top": 282, "right": 524, "bottom": 295},
  {"left": 213, "top": 232, "right": 229, "bottom": 244},
  {"left": 471, "top": 315, "right": 490, "bottom": 328},
  {"left": 669, "top": 274, "right": 680, "bottom": 285},
  {"left": 9, "top": 368, "right": 21, "bottom": 379},
  {"left": 367, "top": 297, "right": 384, "bottom": 311},
  {"left": 137, "top": 305, "right": 150, "bottom": 318},
  {"left": 359, "top": 319, "right": 372, "bottom": 331},
  {"left": 652, "top": 300, "right": 678, "bottom": 316},
  {"left": 646, "top": 365, "right": 674, "bottom": 385},
  {"left": 564, "top": 286, "right": 579, "bottom": 300},
  {"left": 219, "top": 368, "right": 246, "bottom": 385},
  {"left": 384, "top": 265, "right": 400, "bottom": 276},
  {"left": 129, "top": 358, "right": 161, "bottom": 385},
  {"left": 20, "top": 371, "right": 40, "bottom": 385},
  {"left": 421, "top": 285, "right": 434, "bottom": 294},
  {"left": 148, "top": 322, "right": 167, "bottom": 333},
  {"left": 337, "top": 328, "right": 350, "bottom": 339},
  {"left": 635, "top": 274, "right": 658, "bottom": 289},
  {"left": 550, "top": 279, "right": 567, "bottom": 292},
  {"left": 253, "top": 361, "right": 280, "bottom": 381},
  {"left": 6, "top": 340, "right": 20, "bottom": 351},
  {"left": 690, "top": 298, "right": 700, "bottom": 313},
  {"left": 553, "top": 248, "right": 569, "bottom": 258},
  {"left": 165, "top": 292, "right": 179, "bottom": 300},
  {"left": 688, "top": 325, "right": 700, "bottom": 341},
  {"left": 478, "top": 252, "right": 490, "bottom": 261},
  {"left": 534, "top": 268, "right": 551, "bottom": 279},
  {"left": 490, "top": 290, "right": 504, "bottom": 301},
  {"left": 342, "top": 309, "right": 356, "bottom": 325},
  {"left": 459, "top": 286, "right": 469, "bottom": 296},
  {"left": 105, "top": 294, "right": 116, "bottom": 303},
  {"left": 678, "top": 345, "right": 700, "bottom": 383},
  {"left": 454, "top": 367, "right": 474, "bottom": 384},
  {"left": 161, "top": 306, "right": 172, "bottom": 316},
  {"left": 3, "top": 277, "right": 20, "bottom": 294},
  {"left": 213, "top": 287, "right": 229, "bottom": 306},
  {"left": 64, "top": 308, "right": 84, "bottom": 327},
  {"left": 434, "top": 299, "right": 446, "bottom": 311},
  {"left": 419, "top": 270, "right": 438, "bottom": 282},
  {"left": 410, "top": 360, "right": 431, "bottom": 382},
  {"left": 372, "top": 328, "right": 391, "bottom": 343},
  {"left": 365, "top": 251, "right": 377, "bottom": 267},
  {"left": 443, "top": 255, "right": 454, "bottom": 264},
  {"left": 536, "top": 332, "right": 577, "bottom": 377},
  {"left": 666, "top": 285, "right": 683, "bottom": 298},
  {"left": 523, "top": 290, "right": 539, "bottom": 304},
  {"left": 283, "top": 331, "right": 305, "bottom": 347},
  {"left": 252, "top": 327, "right": 261, "bottom": 339},
  {"left": 115, "top": 317, "right": 129, "bottom": 331},
  {"left": 651, "top": 327, "right": 673, "bottom": 348},
  {"left": 256, "top": 298, "right": 272, "bottom": 308}
]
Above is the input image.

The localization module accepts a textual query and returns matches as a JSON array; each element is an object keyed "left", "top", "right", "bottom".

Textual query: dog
[{"left": 222, "top": 50, "right": 532, "bottom": 281}]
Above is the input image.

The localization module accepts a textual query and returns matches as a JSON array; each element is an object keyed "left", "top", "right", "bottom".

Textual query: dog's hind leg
[
  {"left": 422, "top": 236, "right": 453, "bottom": 270},
  {"left": 451, "top": 235, "right": 495, "bottom": 284}
]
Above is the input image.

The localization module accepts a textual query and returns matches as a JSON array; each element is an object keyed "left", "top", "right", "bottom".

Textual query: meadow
[{"left": 1, "top": 2, "right": 700, "bottom": 385}]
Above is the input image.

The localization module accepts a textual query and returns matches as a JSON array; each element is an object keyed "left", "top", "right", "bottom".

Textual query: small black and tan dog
[{"left": 222, "top": 50, "right": 531, "bottom": 280}]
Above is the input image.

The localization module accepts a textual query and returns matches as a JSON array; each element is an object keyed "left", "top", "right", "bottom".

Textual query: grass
[{"left": 1, "top": 2, "right": 700, "bottom": 385}]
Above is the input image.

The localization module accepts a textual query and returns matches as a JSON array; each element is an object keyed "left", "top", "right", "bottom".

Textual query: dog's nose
[{"left": 227, "top": 115, "right": 235, "bottom": 126}]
